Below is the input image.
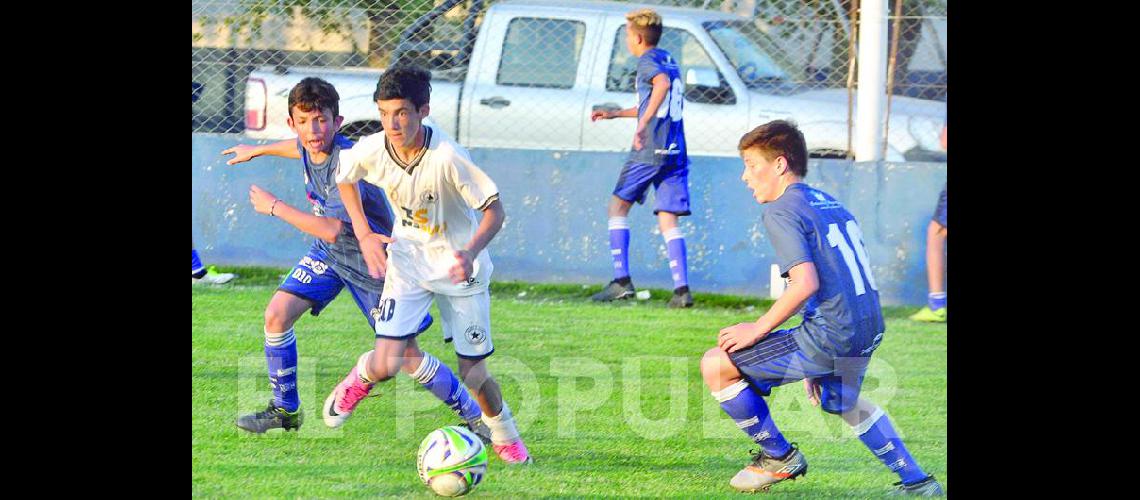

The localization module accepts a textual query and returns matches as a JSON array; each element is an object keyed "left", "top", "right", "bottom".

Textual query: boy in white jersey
[{"left": 329, "top": 65, "right": 531, "bottom": 464}]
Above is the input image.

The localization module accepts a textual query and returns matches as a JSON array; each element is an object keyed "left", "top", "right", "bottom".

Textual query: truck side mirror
[
  {"left": 684, "top": 67, "right": 735, "bottom": 105},
  {"left": 685, "top": 67, "right": 719, "bottom": 88}
]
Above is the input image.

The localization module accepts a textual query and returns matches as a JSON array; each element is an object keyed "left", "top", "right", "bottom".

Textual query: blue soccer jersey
[
  {"left": 762, "top": 184, "right": 885, "bottom": 360},
  {"left": 299, "top": 134, "right": 396, "bottom": 292},
  {"left": 629, "top": 47, "right": 688, "bottom": 169}
]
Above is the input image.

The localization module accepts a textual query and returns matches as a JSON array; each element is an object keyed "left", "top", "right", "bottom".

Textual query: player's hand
[
  {"left": 803, "top": 378, "right": 822, "bottom": 407},
  {"left": 633, "top": 123, "right": 647, "bottom": 150},
  {"left": 359, "top": 232, "right": 393, "bottom": 280},
  {"left": 717, "top": 322, "right": 767, "bottom": 353},
  {"left": 248, "top": 185, "right": 279, "bottom": 215},
  {"left": 222, "top": 144, "right": 259, "bottom": 165},
  {"left": 449, "top": 250, "right": 474, "bottom": 284},
  {"left": 590, "top": 110, "right": 611, "bottom": 122}
]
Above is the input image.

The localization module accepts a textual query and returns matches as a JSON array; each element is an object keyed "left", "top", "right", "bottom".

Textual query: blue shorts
[
  {"left": 728, "top": 328, "right": 871, "bottom": 415},
  {"left": 613, "top": 161, "right": 690, "bottom": 216},
  {"left": 278, "top": 246, "right": 432, "bottom": 334},
  {"left": 932, "top": 185, "right": 946, "bottom": 228}
]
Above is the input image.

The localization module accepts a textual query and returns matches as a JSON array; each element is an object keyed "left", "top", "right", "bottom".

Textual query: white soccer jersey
[{"left": 336, "top": 125, "right": 499, "bottom": 296}]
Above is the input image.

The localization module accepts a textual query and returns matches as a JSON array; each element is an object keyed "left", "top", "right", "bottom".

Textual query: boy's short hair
[
  {"left": 373, "top": 64, "right": 432, "bottom": 109},
  {"left": 625, "top": 8, "right": 662, "bottom": 46},
  {"left": 288, "top": 77, "right": 339, "bottom": 118},
  {"left": 738, "top": 120, "right": 809, "bottom": 177}
]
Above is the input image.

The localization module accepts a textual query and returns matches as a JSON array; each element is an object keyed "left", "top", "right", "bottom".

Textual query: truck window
[
  {"left": 497, "top": 18, "right": 586, "bottom": 89},
  {"left": 605, "top": 25, "right": 733, "bottom": 104}
]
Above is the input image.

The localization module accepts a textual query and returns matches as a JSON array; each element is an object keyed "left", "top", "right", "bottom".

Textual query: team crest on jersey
[
  {"left": 299, "top": 256, "right": 328, "bottom": 274},
  {"left": 464, "top": 325, "right": 487, "bottom": 345},
  {"left": 420, "top": 191, "right": 437, "bottom": 204}
]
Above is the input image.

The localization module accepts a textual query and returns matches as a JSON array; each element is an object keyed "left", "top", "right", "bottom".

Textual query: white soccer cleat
[
  {"left": 322, "top": 365, "right": 375, "bottom": 428},
  {"left": 193, "top": 266, "right": 236, "bottom": 285}
]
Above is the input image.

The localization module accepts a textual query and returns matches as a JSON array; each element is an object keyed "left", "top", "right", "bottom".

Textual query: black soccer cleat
[
  {"left": 236, "top": 400, "right": 303, "bottom": 433},
  {"left": 667, "top": 289, "right": 694, "bottom": 308},
  {"left": 461, "top": 418, "right": 494, "bottom": 445},
  {"left": 591, "top": 279, "right": 636, "bottom": 302},
  {"left": 888, "top": 475, "right": 944, "bottom": 496}
]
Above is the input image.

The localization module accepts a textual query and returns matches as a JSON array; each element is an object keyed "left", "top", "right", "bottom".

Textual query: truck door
[
  {"left": 461, "top": 12, "right": 603, "bottom": 150},
  {"left": 582, "top": 17, "right": 748, "bottom": 157}
]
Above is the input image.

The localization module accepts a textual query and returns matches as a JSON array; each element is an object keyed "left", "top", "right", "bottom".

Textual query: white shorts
[{"left": 374, "top": 269, "right": 494, "bottom": 360}]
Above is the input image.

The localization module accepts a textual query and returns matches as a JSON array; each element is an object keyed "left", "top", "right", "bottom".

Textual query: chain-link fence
[{"left": 193, "top": 0, "right": 945, "bottom": 160}]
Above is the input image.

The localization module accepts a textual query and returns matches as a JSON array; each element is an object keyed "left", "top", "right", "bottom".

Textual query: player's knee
[
  {"left": 700, "top": 348, "right": 733, "bottom": 384},
  {"left": 819, "top": 392, "right": 859, "bottom": 416},
  {"left": 263, "top": 305, "right": 295, "bottom": 333}
]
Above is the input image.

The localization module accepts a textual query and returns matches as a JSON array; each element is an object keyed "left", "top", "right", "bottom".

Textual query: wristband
[{"left": 270, "top": 199, "right": 280, "bottom": 217}]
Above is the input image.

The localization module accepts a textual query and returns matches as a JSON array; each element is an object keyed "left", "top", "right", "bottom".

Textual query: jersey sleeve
[
  {"left": 334, "top": 133, "right": 385, "bottom": 184},
  {"left": 762, "top": 208, "right": 814, "bottom": 278},
  {"left": 637, "top": 53, "right": 666, "bottom": 83},
  {"left": 446, "top": 146, "right": 500, "bottom": 211}
]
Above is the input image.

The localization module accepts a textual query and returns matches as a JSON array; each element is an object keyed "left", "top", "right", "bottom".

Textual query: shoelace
[
  {"left": 339, "top": 381, "right": 372, "bottom": 412},
  {"left": 495, "top": 442, "right": 527, "bottom": 461}
]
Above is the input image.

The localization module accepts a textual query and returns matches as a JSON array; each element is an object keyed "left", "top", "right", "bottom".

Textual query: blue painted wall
[{"left": 193, "top": 134, "right": 946, "bottom": 305}]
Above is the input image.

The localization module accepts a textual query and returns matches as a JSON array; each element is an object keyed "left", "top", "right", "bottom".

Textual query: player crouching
[{"left": 701, "top": 121, "right": 942, "bottom": 496}]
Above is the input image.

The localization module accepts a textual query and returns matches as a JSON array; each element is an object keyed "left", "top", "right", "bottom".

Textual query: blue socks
[
  {"left": 192, "top": 248, "right": 205, "bottom": 276},
  {"left": 928, "top": 292, "right": 946, "bottom": 311},
  {"left": 712, "top": 381, "right": 791, "bottom": 458},
  {"left": 854, "top": 406, "right": 928, "bottom": 485},
  {"left": 265, "top": 328, "right": 300, "bottom": 412},
  {"left": 608, "top": 217, "right": 631, "bottom": 280},
  {"left": 663, "top": 227, "right": 688, "bottom": 290},
  {"left": 412, "top": 352, "right": 482, "bottom": 423}
]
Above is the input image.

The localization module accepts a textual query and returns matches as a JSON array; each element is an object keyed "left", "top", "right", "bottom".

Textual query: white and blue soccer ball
[{"left": 416, "top": 425, "right": 488, "bottom": 497}]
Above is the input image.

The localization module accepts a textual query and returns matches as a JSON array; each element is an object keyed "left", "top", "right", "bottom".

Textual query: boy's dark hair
[
  {"left": 373, "top": 64, "right": 432, "bottom": 109},
  {"left": 626, "top": 8, "right": 663, "bottom": 46},
  {"left": 288, "top": 77, "right": 339, "bottom": 118},
  {"left": 738, "top": 120, "right": 808, "bottom": 177}
]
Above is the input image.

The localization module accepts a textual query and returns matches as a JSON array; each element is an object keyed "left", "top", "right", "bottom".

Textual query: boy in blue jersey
[
  {"left": 589, "top": 8, "right": 693, "bottom": 308},
  {"left": 910, "top": 124, "right": 948, "bottom": 323},
  {"left": 700, "top": 121, "right": 943, "bottom": 495},
  {"left": 222, "top": 78, "right": 490, "bottom": 441},
  {"left": 192, "top": 83, "right": 235, "bottom": 286}
]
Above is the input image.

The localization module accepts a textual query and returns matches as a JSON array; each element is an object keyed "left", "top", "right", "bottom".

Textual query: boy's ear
[
  {"left": 286, "top": 116, "right": 295, "bottom": 129},
  {"left": 335, "top": 115, "right": 344, "bottom": 129},
  {"left": 419, "top": 103, "right": 431, "bottom": 117}
]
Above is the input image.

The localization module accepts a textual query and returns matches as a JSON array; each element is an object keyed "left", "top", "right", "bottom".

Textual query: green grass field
[{"left": 193, "top": 268, "right": 947, "bottom": 498}]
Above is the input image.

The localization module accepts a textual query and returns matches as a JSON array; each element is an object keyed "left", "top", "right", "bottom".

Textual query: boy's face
[
  {"left": 377, "top": 98, "right": 429, "bottom": 150},
  {"left": 287, "top": 106, "right": 342, "bottom": 156},
  {"left": 740, "top": 148, "right": 785, "bottom": 204},
  {"left": 625, "top": 26, "right": 640, "bottom": 55}
]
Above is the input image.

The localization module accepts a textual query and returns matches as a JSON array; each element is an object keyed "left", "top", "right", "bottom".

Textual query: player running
[
  {"left": 222, "top": 78, "right": 490, "bottom": 442},
  {"left": 329, "top": 65, "right": 532, "bottom": 464},
  {"left": 589, "top": 8, "right": 693, "bottom": 308},
  {"left": 700, "top": 121, "right": 943, "bottom": 495}
]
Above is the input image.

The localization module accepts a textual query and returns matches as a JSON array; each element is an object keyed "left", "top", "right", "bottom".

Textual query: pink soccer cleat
[
  {"left": 321, "top": 365, "right": 375, "bottom": 428},
  {"left": 492, "top": 439, "right": 533, "bottom": 465}
]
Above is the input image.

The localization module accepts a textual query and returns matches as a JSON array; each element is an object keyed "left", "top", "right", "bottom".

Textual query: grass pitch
[{"left": 193, "top": 268, "right": 947, "bottom": 498}]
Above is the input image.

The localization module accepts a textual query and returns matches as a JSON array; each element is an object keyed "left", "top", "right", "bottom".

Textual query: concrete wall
[{"left": 193, "top": 134, "right": 946, "bottom": 305}]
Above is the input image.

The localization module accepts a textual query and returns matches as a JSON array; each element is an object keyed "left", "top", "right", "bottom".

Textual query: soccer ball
[{"left": 416, "top": 425, "right": 488, "bottom": 497}]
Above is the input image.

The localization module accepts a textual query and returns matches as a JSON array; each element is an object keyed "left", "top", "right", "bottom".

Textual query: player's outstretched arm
[
  {"left": 248, "top": 184, "right": 341, "bottom": 243},
  {"left": 717, "top": 262, "right": 819, "bottom": 353},
  {"left": 449, "top": 198, "right": 504, "bottom": 284},
  {"left": 336, "top": 181, "right": 391, "bottom": 279},
  {"left": 590, "top": 106, "right": 639, "bottom": 121},
  {"left": 222, "top": 140, "right": 301, "bottom": 165}
]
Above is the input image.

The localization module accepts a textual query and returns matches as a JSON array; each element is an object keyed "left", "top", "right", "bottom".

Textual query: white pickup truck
[{"left": 244, "top": 0, "right": 945, "bottom": 161}]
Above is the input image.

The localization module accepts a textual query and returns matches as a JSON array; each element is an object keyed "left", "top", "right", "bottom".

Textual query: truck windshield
[{"left": 703, "top": 20, "right": 794, "bottom": 89}]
